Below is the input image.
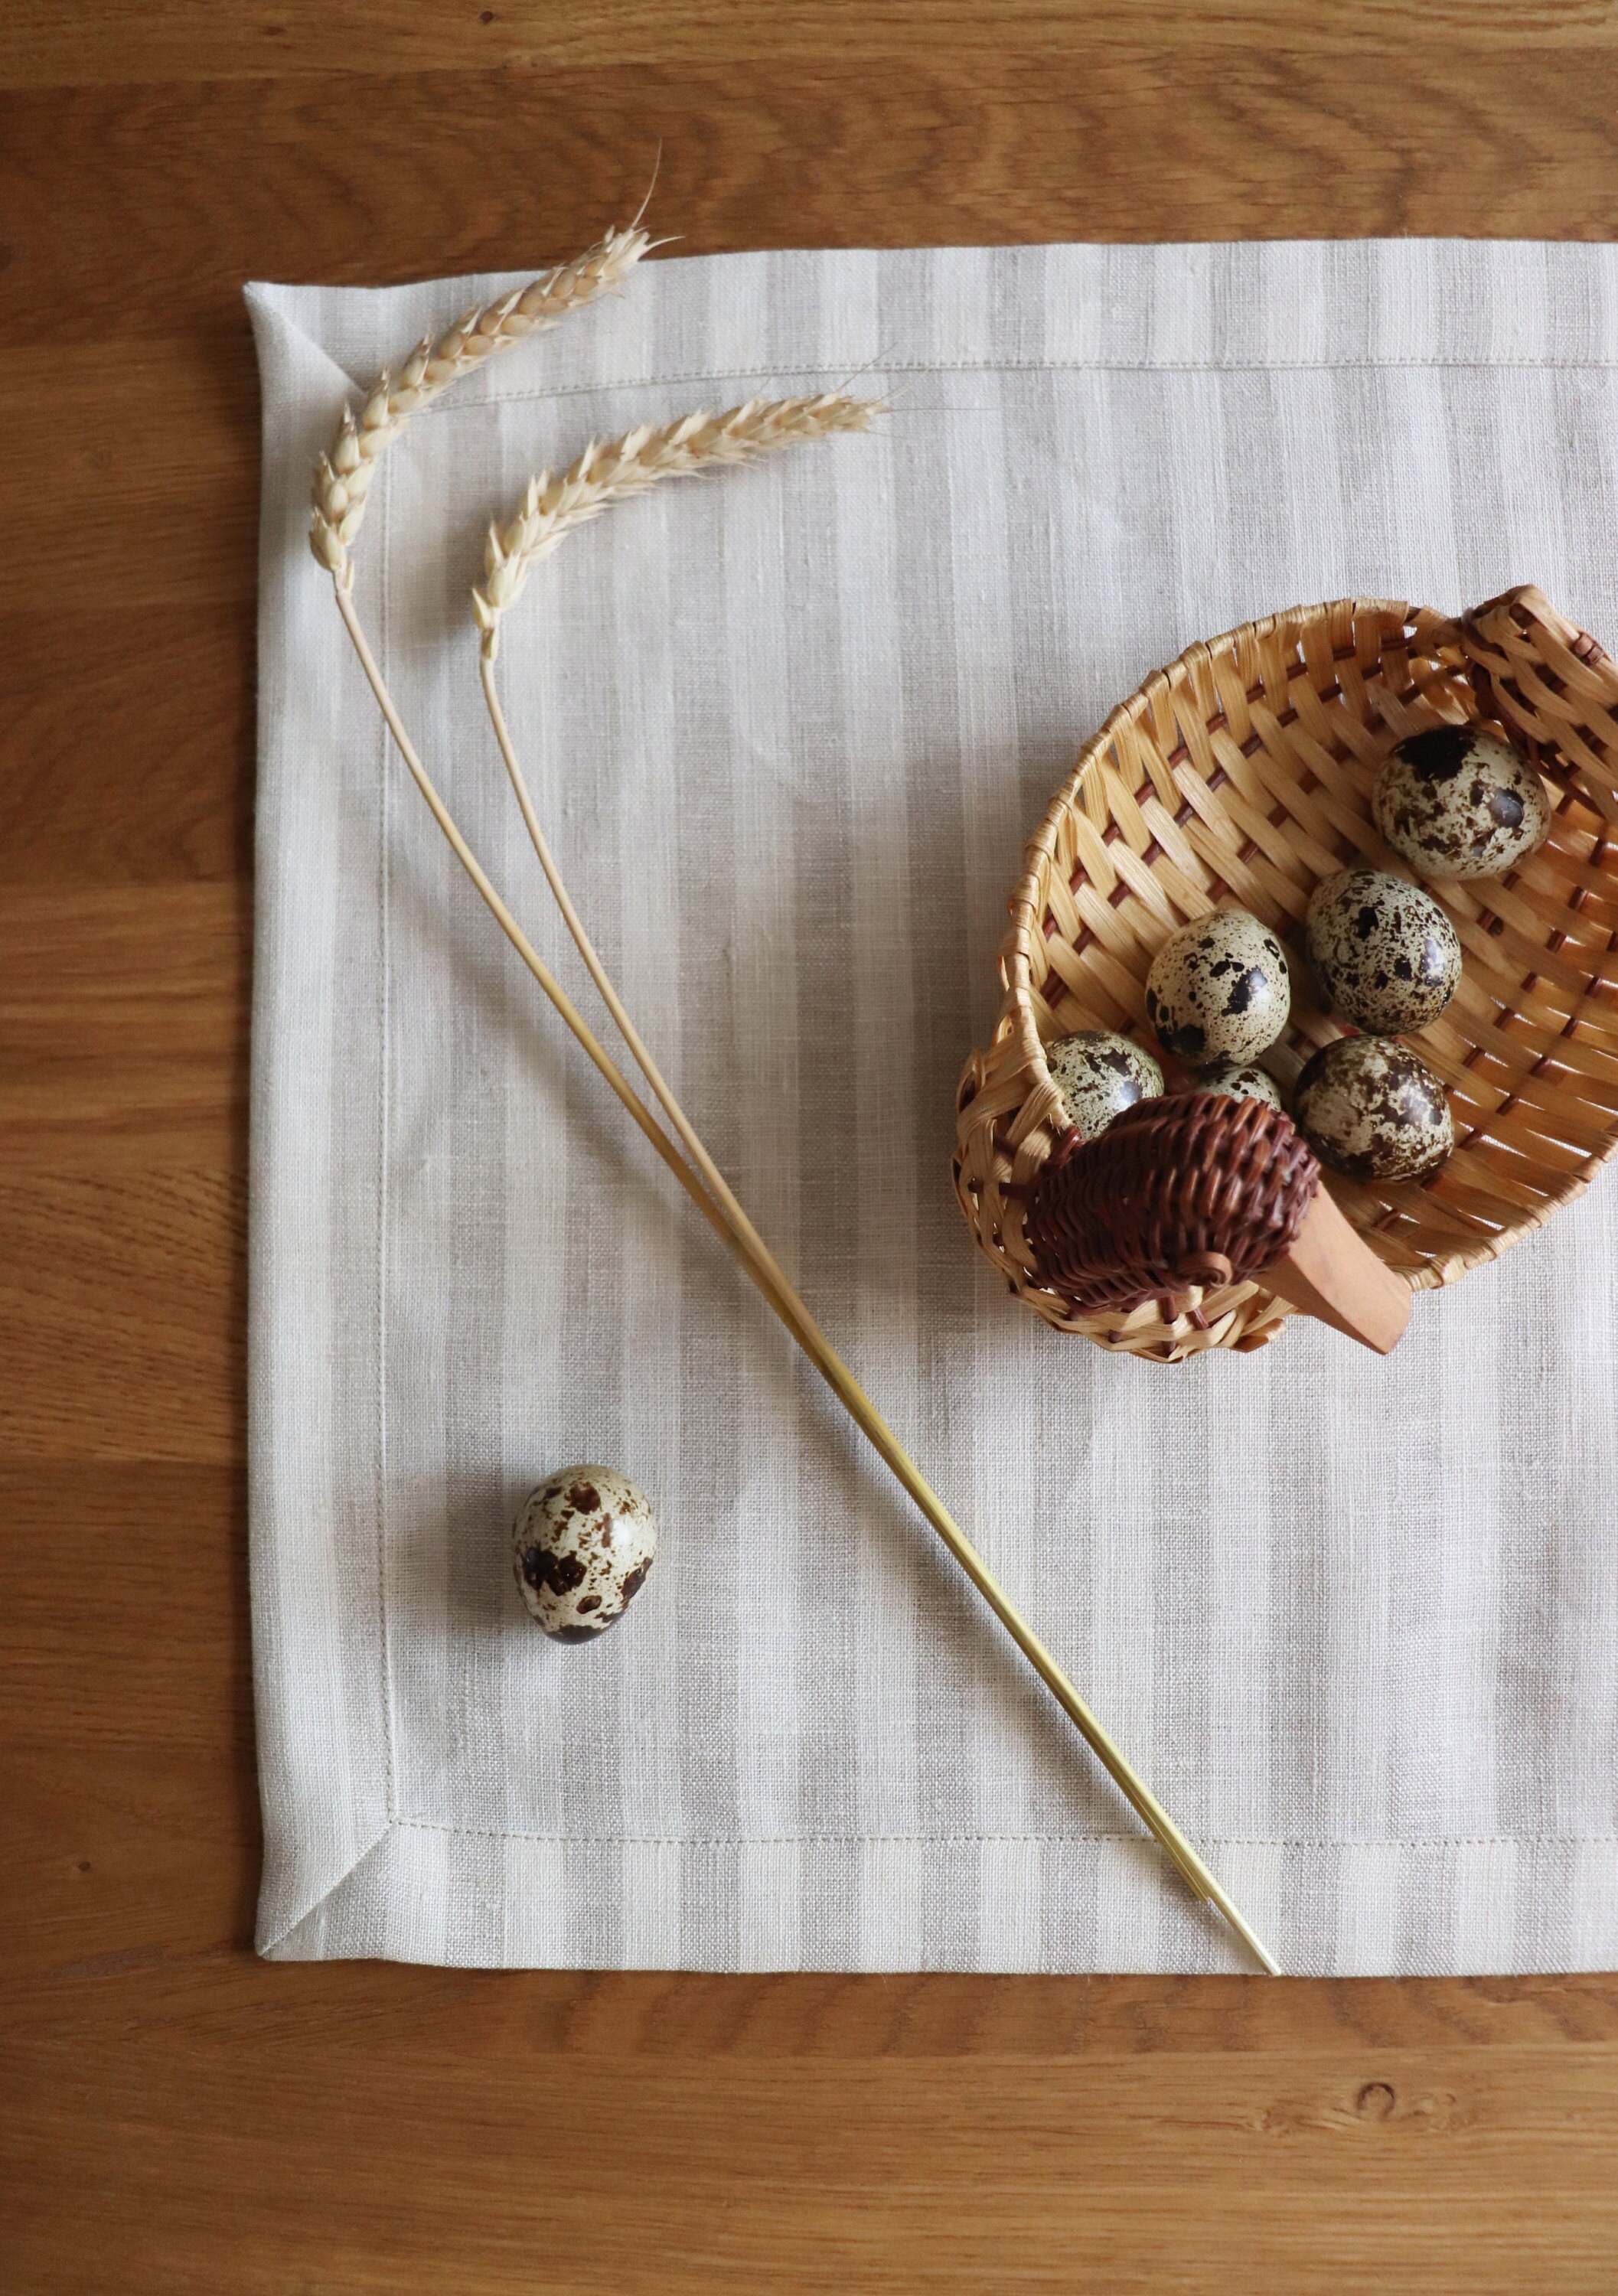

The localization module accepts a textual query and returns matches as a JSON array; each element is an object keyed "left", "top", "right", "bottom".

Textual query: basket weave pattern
[{"left": 954, "top": 587, "right": 1618, "bottom": 1362}]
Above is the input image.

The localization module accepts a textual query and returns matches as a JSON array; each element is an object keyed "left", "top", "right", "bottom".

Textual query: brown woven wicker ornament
[
  {"left": 956, "top": 585, "right": 1618, "bottom": 1364},
  {"left": 1026, "top": 1094, "right": 1316, "bottom": 1316},
  {"left": 1024, "top": 1092, "right": 1411, "bottom": 1353}
]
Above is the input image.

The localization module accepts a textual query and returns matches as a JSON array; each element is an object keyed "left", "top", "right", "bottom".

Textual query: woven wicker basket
[{"left": 954, "top": 586, "right": 1618, "bottom": 1362}]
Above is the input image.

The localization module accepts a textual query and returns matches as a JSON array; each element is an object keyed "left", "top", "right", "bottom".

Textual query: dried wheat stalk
[
  {"left": 308, "top": 241, "right": 1277, "bottom": 1971},
  {"left": 310, "top": 223, "right": 650, "bottom": 586},
  {"left": 471, "top": 402, "right": 1280, "bottom": 1975},
  {"left": 472, "top": 393, "right": 877, "bottom": 655}
]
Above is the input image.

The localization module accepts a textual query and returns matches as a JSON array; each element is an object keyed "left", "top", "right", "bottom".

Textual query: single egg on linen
[{"left": 513, "top": 1466, "right": 657, "bottom": 1641}]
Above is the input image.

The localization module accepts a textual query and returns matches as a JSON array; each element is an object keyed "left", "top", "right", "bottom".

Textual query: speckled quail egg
[
  {"left": 1144, "top": 908, "right": 1291, "bottom": 1065},
  {"left": 1044, "top": 1028, "right": 1165, "bottom": 1137},
  {"left": 1304, "top": 867, "right": 1462, "bottom": 1033},
  {"left": 513, "top": 1466, "right": 657, "bottom": 1641},
  {"left": 1190, "top": 1058, "right": 1284, "bottom": 1110},
  {"left": 1292, "top": 1035, "right": 1454, "bottom": 1182},
  {"left": 1374, "top": 724, "right": 1551, "bottom": 879}
]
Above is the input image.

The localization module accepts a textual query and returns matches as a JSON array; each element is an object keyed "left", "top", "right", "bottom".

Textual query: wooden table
[{"left": 5, "top": 8, "right": 1618, "bottom": 2287}]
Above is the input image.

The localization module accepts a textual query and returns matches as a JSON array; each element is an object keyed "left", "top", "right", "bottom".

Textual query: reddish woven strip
[{"left": 1024, "top": 1094, "right": 1321, "bottom": 1318}]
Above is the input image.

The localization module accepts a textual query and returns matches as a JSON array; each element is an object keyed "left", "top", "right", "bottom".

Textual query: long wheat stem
[
  {"left": 472, "top": 416, "right": 1280, "bottom": 1975},
  {"left": 307, "top": 242, "right": 1278, "bottom": 1970},
  {"left": 332, "top": 584, "right": 798, "bottom": 1325}
]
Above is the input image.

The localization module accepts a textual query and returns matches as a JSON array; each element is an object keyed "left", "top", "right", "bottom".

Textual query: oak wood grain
[
  {"left": 0, "top": 608, "right": 251, "bottom": 888},
  {"left": 5, "top": 2036, "right": 1618, "bottom": 2294},
  {"left": 4, "top": 10, "right": 1618, "bottom": 2292},
  {"left": 5, "top": 0, "right": 1616, "bottom": 87},
  {"left": 9, "top": 51, "right": 1618, "bottom": 363}
]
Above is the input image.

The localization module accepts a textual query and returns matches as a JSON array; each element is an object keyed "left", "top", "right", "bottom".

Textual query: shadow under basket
[{"left": 954, "top": 585, "right": 1618, "bottom": 1362}]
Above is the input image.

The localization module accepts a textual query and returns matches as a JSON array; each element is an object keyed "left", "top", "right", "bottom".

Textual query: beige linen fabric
[{"left": 247, "top": 241, "right": 1618, "bottom": 1971}]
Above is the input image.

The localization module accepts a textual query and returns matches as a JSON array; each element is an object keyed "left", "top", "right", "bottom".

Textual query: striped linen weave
[{"left": 246, "top": 241, "right": 1618, "bottom": 1971}]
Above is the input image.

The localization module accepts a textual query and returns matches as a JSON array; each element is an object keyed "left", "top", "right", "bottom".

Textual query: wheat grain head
[
  {"left": 472, "top": 393, "right": 879, "bottom": 655},
  {"left": 310, "top": 223, "right": 651, "bottom": 585}
]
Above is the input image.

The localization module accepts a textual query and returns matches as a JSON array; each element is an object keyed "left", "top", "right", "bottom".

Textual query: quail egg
[
  {"left": 1304, "top": 867, "right": 1462, "bottom": 1033},
  {"left": 1044, "top": 1028, "right": 1165, "bottom": 1137},
  {"left": 513, "top": 1466, "right": 657, "bottom": 1641},
  {"left": 1292, "top": 1035, "right": 1454, "bottom": 1182},
  {"left": 1144, "top": 908, "right": 1291, "bottom": 1065},
  {"left": 1191, "top": 1058, "right": 1284, "bottom": 1110},
  {"left": 1374, "top": 724, "right": 1551, "bottom": 879}
]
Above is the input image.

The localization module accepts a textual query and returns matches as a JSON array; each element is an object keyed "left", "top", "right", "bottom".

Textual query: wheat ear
[
  {"left": 471, "top": 413, "right": 1280, "bottom": 1976},
  {"left": 311, "top": 223, "right": 651, "bottom": 585},
  {"left": 472, "top": 393, "right": 876, "bottom": 657}
]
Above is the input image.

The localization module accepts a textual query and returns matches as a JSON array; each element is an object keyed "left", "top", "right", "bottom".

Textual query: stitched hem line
[
  {"left": 359, "top": 290, "right": 1618, "bottom": 1916},
  {"left": 375, "top": 458, "right": 400, "bottom": 1824},
  {"left": 416, "top": 354, "right": 1618, "bottom": 419},
  {"left": 390, "top": 1814, "right": 1618, "bottom": 1851}
]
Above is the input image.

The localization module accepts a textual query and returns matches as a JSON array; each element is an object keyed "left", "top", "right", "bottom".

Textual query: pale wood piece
[
  {"left": 1260, "top": 1181, "right": 1414, "bottom": 1355},
  {"left": 10, "top": 15, "right": 1618, "bottom": 2292}
]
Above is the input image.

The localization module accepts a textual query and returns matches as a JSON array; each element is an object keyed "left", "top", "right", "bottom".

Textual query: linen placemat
[{"left": 247, "top": 240, "right": 1618, "bottom": 1972}]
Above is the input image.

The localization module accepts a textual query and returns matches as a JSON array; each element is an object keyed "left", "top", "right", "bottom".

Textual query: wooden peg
[{"left": 1258, "top": 1180, "right": 1411, "bottom": 1355}]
